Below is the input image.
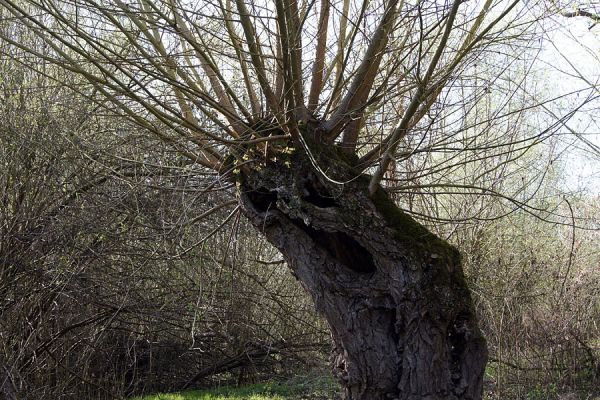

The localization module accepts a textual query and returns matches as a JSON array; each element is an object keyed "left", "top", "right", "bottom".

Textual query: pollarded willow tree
[{"left": 0, "top": 0, "right": 577, "bottom": 398}]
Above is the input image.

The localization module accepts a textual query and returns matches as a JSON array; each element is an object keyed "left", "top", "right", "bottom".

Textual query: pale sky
[{"left": 538, "top": 13, "right": 600, "bottom": 195}]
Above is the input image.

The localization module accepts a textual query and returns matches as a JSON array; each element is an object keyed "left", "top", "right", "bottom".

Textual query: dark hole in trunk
[
  {"left": 248, "top": 187, "right": 278, "bottom": 212},
  {"left": 448, "top": 313, "right": 469, "bottom": 385},
  {"left": 292, "top": 219, "right": 376, "bottom": 274},
  {"left": 301, "top": 181, "right": 337, "bottom": 208}
]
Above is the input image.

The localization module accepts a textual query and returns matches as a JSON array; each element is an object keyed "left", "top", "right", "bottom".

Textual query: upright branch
[
  {"left": 366, "top": 0, "right": 520, "bottom": 194},
  {"left": 329, "top": 0, "right": 350, "bottom": 110},
  {"left": 359, "top": 0, "right": 495, "bottom": 166},
  {"left": 219, "top": 0, "right": 261, "bottom": 118},
  {"left": 308, "top": 0, "right": 330, "bottom": 111},
  {"left": 275, "top": 0, "right": 297, "bottom": 127},
  {"left": 286, "top": 0, "right": 307, "bottom": 121},
  {"left": 322, "top": 0, "right": 400, "bottom": 143},
  {"left": 165, "top": 0, "right": 251, "bottom": 134},
  {"left": 368, "top": 0, "right": 461, "bottom": 194},
  {"left": 234, "top": 0, "right": 281, "bottom": 119}
]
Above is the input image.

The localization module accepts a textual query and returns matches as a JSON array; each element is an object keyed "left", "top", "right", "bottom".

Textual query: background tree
[{"left": 1, "top": 0, "right": 597, "bottom": 399}]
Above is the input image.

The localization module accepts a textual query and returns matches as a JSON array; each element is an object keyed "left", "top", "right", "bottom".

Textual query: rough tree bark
[{"left": 238, "top": 136, "right": 487, "bottom": 400}]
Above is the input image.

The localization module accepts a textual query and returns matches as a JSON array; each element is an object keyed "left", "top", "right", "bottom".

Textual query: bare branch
[
  {"left": 323, "top": 0, "right": 400, "bottom": 141},
  {"left": 308, "top": 0, "right": 330, "bottom": 111}
]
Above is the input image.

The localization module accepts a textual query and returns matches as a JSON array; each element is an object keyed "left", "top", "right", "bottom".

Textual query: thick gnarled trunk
[{"left": 238, "top": 146, "right": 487, "bottom": 400}]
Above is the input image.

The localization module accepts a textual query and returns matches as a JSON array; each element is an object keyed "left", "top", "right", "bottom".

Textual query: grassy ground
[
  {"left": 132, "top": 373, "right": 600, "bottom": 400},
  {"left": 130, "top": 374, "right": 337, "bottom": 400}
]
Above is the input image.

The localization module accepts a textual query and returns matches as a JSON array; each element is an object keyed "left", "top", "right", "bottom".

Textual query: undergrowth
[{"left": 131, "top": 374, "right": 337, "bottom": 400}]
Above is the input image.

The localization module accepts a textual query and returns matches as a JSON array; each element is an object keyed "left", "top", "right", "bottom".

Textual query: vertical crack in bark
[{"left": 448, "top": 312, "right": 472, "bottom": 396}]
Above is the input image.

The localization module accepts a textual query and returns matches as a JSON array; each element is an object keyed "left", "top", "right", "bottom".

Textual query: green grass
[{"left": 131, "top": 374, "right": 337, "bottom": 400}]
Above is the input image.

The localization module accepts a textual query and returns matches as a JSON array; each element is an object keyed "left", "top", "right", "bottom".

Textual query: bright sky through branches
[{"left": 540, "top": 14, "right": 600, "bottom": 194}]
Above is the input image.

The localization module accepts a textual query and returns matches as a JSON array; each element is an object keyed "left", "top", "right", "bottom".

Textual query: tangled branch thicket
[{"left": 0, "top": 59, "right": 327, "bottom": 399}]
